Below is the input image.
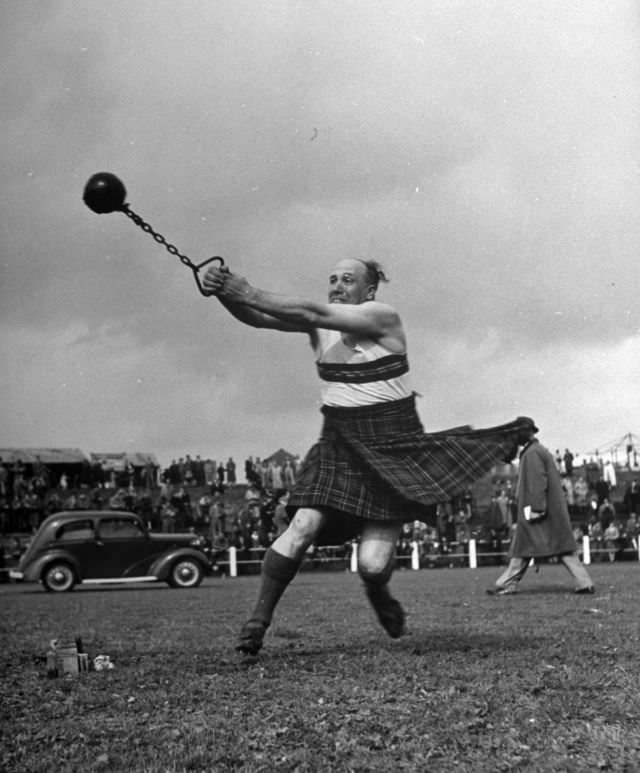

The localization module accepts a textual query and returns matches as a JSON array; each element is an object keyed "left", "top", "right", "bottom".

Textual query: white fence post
[
  {"left": 468, "top": 538, "right": 477, "bottom": 569},
  {"left": 350, "top": 541, "right": 358, "bottom": 573},
  {"left": 582, "top": 535, "right": 591, "bottom": 565},
  {"left": 411, "top": 541, "right": 420, "bottom": 570},
  {"left": 228, "top": 546, "right": 237, "bottom": 577}
]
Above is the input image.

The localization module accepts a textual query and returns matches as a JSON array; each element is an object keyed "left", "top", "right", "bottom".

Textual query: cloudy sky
[{"left": 1, "top": 0, "right": 639, "bottom": 471}]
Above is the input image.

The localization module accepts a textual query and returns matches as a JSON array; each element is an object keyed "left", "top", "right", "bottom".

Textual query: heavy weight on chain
[
  {"left": 83, "top": 172, "right": 128, "bottom": 214},
  {"left": 82, "top": 171, "right": 224, "bottom": 295}
]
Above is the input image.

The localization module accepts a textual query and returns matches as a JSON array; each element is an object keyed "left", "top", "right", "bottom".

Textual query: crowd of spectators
[
  {"left": 1, "top": 448, "right": 638, "bottom": 565},
  {"left": 0, "top": 453, "right": 302, "bottom": 543}
]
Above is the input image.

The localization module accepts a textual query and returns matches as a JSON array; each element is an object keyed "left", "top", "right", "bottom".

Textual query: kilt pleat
[{"left": 288, "top": 395, "right": 527, "bottom": 526}]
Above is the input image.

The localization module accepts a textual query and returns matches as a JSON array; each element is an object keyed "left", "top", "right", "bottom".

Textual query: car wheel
[
  {"left": 168, "top": 558, "right": 204, "bottom": 588},
  {"left": 42, "top": 563, "right": 76, "bottom": 592}
]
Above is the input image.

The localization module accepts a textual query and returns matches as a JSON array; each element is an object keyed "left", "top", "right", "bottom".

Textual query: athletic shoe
[
  {"left": 574, "top": 586, "right": 595, "bottom": 595},
  {"left": 236, "top": 620, "right": 267, "bottom": 655},
  {"left": 486, "top": 586, "right": 517, "bottom": 596}
]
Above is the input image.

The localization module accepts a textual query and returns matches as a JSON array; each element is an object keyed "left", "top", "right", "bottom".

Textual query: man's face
[
  {"left": 515, "top": 428, "right": 535, "bottom": 447},
  {"left": 327, "top": 259, "right": 374, "bottom": 305}
]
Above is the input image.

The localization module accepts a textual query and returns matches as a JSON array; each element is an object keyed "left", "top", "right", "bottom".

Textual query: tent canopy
[
  {"left": 263, "top": 448, "right": 298, "bottom": 466},
  {"left": 90, "top": 452, "right": 160, "bottom": 471},
  {"left": 0, "top": 448, "right": 89, "bottom": 465}
]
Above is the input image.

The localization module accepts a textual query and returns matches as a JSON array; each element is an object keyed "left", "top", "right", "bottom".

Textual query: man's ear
[{"left": 366, "top": 286, "right": 376, "bottom": 300}]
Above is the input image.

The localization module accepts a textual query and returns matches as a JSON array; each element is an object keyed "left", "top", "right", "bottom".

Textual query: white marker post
[
  {"left": 582, "top": 535, "right": 591, "bottom": 565},
  {"left": 468, "top": 538, "right": 477, "bottom": 569},
  {"left": 350, "top": 541, "right": 358, "bottom": 573},
  {"left": 411, "top": 541, "right": 420, "bottom": 570},
  {"left": 228, "top": 546, "right": 237, "bottom": 578}
]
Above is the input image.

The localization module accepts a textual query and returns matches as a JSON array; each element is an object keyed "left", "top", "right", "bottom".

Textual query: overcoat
[{"left": 509, "top": 438, "right": 577, "bottom": 558}]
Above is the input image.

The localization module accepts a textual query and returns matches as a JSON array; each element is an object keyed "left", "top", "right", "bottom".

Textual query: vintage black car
[{"left": 10, "top": 510, "right": 216, "bottom": 592}]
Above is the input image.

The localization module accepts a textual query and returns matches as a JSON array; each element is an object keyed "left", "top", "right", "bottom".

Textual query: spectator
[
  {"left": 209, "top": 497, "right": 224, "bottom": 544},
  {"left": 563, "top": 449, "right": 574, "bottom": 478},
  {"left": 194, "top": 455, "right": 205, "bottom": 486},
  {"left": 573, "top": 476, "right": 589, "bottom": 517},
  {"left": 603, "top": 459, "right": 617, "bottom": 489},
  {"left": 226, "top": 457, "right": 237, "bottom": 485},
  {"left": 561, "top": 476, "right": 575, "bottom": 517},
  {"left": 198, "top": 491, "right": 212, "bottom": 528},
  {"left": 623, "top": 480, "right": 639, "bottom": 517},
  {"left": 595, "top": 478, "right": 611, "bottom": 506},
  {"left": 597, "top": 497, "right": 616, "bottom": 529},
  {"left": 167, "top": 460, "right": 182, "bottom": 486},
  {"left": 273, "top": 491, "right": 290, "bottom": 537},
  {"left": 586, "top": 459, "right": 601, "bottom": 490},
  {"left": 204, "top": 458, "right": 216, "bottom": 488},
  {"left": 603, "top": 520, "right": 620, "bottom": 562},
  {"left": 183, "top": 455, "right": 195, "bottom": 486},
  {"left": 554, "top": 449, "right": 563, "bottom": 473},
  {"left": 160, "top": 499, "right": 176, "bottom": 533},
  {"left": 487, "top": 418, "right": 594, "bottom": 596},
  {"left": 627, "top": 514, "right": 639, "bottom": 553},
  {"left": 142, "top": 457, "right": 157, "bottom": 489},
  {"left": 283, "top": 459, "right": 296, "bottom": 488},
  {"left": 216, "top": 463, "right": 226, "bottom": 491},
  {"left": 587, "top": 517, "right": 604, "bottom": 561},
  {"left": 0, "top": 459, "right": 7, "bottom": 498}
]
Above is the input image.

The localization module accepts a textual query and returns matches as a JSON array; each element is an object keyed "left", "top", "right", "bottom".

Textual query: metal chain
[{"left": 122, "top": 205, "right": 198, "bottom": 272}]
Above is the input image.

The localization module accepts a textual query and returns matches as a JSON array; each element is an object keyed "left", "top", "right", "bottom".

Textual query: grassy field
[{"left": 1, "top": 563, "right": 639, "bottom": 772}]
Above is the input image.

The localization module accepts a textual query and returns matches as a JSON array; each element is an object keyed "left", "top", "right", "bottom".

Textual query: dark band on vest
[{"left": 317, "top": 353, "right": 409, "bottom": 383}]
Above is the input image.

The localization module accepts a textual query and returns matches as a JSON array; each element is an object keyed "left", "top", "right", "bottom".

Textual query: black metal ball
[{"left": 83, "top": 172, "right": 127, "bottom": 214}]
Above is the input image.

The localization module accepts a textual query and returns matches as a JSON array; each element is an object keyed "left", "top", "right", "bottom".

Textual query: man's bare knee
[
  {"left": 357, "top": 523, "right": 400, "bottom": 584},
  {"left": 358, "top": 561, "right": 392, "bottom": 586},
  {"left": 273, "top": 508, "right": 324, "bottom": 557},
  {"left": 357, "top": 546, "right": 394, "bottom": 585}
]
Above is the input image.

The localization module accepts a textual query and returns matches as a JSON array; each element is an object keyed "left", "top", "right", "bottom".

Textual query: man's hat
[{"left": 517, "top": 416, "right": 539, "bottom": 433}]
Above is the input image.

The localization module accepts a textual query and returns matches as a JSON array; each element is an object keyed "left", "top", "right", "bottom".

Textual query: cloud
[
  {"left": 410, "top": 329, "right": 640, "bottom": 455},
  {"left": 1, "top": 0, "right": 639, "bottom": 466}
]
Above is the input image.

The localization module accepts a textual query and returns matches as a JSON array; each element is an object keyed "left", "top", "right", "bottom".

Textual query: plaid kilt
[{"left": 288, "top": 395, "right": 527, "bottom": 535}]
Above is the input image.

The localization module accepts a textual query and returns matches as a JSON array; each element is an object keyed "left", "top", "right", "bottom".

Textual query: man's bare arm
[
  {"left": 202, "top": 265, "right": 405, "bottom": 349},
  {"left": 217, "top": 296, "right": 309, "bottom": 332},
  {"left": 243, "top": 287, "right": 398, "bottom": 339},
  {"left": 208, "top": 270, "right": 398, "bottom": 338}
]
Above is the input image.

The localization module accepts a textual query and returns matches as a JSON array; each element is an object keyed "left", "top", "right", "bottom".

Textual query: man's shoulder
[
  {"left": 523, "top": 440, "right": 552, "bottom": 461},
  {"left": 362, "top": 299, "right": 398, "bottom": 314}
]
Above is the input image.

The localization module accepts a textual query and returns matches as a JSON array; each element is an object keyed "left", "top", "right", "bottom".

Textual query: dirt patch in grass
[{"left": 1, "top": 564, "right": 639, "bottom": 772}]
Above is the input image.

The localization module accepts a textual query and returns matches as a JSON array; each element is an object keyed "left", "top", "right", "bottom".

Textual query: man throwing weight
[{"left": 203, "top": 258, "right": 531, "bottom": 654}]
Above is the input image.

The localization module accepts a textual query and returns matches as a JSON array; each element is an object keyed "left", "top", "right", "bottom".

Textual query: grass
[{"left": 1, "top": 562, "right": 639, "bottom": 772}]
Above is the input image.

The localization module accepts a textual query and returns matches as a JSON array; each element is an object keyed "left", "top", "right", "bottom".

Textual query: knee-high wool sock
[
  {"left": 248, "top": 547, "right": 301, "bottom": 626},
  {"left": 359, "top": 564, "right": 395, "bottom": 605}
]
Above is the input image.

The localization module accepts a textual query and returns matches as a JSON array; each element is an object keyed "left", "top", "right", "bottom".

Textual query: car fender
[
  {"left": 150, "top": 548, "right": 212, "bottom": 580},
  {"left": 22, "top": 550, "right": 83, "bottom": 583}
]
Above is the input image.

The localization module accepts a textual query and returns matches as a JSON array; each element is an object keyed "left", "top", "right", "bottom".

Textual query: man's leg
[
  {"left": 236, "top": 508, "right": 326, "bottom": 654},
  {"left": 487, "top": 557, "right": 530, "bottom": 595},
  {"left": 358, "top": 521, "right": 405, "bottom": 638},
  {"left": 559, "top": 552, "right": 595, "bottom": 593}
]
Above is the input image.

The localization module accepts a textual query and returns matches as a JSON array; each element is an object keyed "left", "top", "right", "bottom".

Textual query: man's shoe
[
  {"left": 486, "top": 586, "right": 517, "bottom": 596},
  {"left": 236, "top": 620, "right": 267, "bottom": 655},
  {"left": 366, "top": 591, "right": 406, "bottom": 638},
  {"left": 574, "top": 586, "right": 595, "bottom": 595}
]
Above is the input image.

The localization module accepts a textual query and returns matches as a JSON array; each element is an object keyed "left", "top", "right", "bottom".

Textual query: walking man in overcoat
[{"left": 487, "top": 418, "right": 594, "bottom": 596}]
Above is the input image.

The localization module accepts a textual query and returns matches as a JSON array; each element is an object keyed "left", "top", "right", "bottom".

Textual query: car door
[
  {"left": 51, "top": 518, "right": 99, "bottom": 570},
  {"left": 91, "top": 515, "right": 153, "bottom": 578}
]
